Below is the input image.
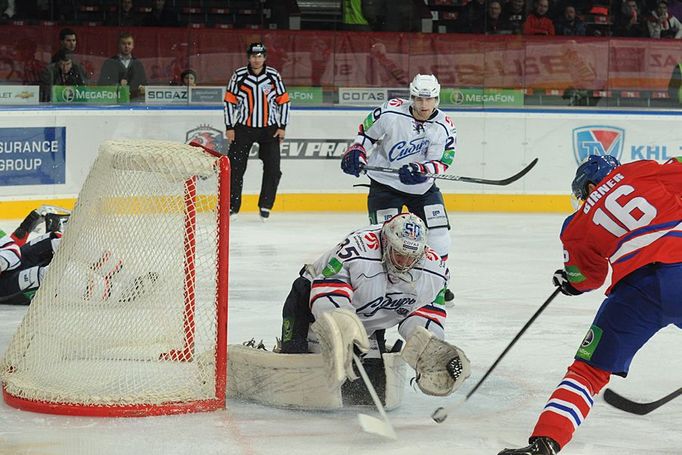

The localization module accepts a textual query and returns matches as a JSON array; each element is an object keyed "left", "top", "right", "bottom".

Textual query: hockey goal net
[{"left": 1, "top": 139, "right": 229, "bottom": 416}]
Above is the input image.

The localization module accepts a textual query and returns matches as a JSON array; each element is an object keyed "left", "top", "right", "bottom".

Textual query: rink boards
[{"left": 2, "top": 106, "right": 682, "bottom": 217}]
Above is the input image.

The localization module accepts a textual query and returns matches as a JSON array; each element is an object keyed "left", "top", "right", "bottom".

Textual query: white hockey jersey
[
  {"left": 302, "top": 225, "right": 450, "bottom": 340},
  {"left": 353, "top": 98, "right": 457, "bottom": 195},
  {"left": 0, "top": 230, "right": 21, "bottom": 273}
]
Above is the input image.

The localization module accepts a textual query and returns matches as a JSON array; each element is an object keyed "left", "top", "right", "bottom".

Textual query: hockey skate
[{"left": 498, "top": 437, "right": 560, "bottom": 455}]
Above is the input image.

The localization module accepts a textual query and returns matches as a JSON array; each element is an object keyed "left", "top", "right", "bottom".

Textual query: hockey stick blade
[
  {"left": 363, "top": 158, "right": 538, "bottom": 186},
  {"left": 353, "top": 354, "right": 397, "bottom": 440},
  {"left": 357, "top": 413, "right": 397, "bottom": 440},
  {"left": 603, "top": 387, "right": 682, "bottom": 415}
]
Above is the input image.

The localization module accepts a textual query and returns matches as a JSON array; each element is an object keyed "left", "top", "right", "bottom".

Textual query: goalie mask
[{"left": 381, "top": 213, "right": 427, "bottom": 274}]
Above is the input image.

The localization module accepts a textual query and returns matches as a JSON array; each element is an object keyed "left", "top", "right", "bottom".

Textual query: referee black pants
[{"left": 228, "top": 124, "right": 282, "bottom": 214}]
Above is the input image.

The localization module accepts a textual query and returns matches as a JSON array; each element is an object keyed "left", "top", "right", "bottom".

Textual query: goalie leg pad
[
  {"left": 227, "top": 344, "right": 344, "bottom": 410},
  {"left": 311, "top": 309, "right": 369, "bottom": 383},
  {"left": 402, "top": 326, "right": 471, "bottom": 396}
]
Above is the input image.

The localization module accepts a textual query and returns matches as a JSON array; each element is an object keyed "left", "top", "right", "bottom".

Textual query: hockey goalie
[{"left": 227, "top": 212, "right": 470, "bottom": 410}]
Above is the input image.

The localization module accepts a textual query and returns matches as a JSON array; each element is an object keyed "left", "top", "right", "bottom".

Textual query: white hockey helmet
[
  {"left": 409, "top": 74, "right": 441, "bottom": 101},
  {"left": 381, "top": 213, "right": 428, "bottom": 274}
]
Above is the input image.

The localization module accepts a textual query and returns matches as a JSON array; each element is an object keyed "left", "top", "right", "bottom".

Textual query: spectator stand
[
  {"left": 296, "top": 0, "right": 342, "bottom": 30},
  {"left": 427, "top": 0, "right": 463, "bottom": 33}
]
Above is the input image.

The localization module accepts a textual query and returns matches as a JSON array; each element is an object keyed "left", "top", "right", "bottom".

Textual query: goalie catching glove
[
  {"left": 311, "top": 309, "right": 370, "bottom": 384},
  {"left": 401, "top": 326, "right": 471, "bottom": 396}
]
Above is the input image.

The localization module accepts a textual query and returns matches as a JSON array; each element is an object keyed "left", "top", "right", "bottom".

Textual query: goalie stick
[
  {"left": 353, "top": 353, "right": 397, "bottom": 440},
  {"left": 363, "top": 158, "right": 538, "bottom": 186},
  {"left": 603, "top": 387, "right": 682, "bottom": 415}
]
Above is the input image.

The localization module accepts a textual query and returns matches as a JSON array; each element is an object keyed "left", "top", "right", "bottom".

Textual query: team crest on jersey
[
  {"left": 388, "top": 138, "right": 430, "bottom": 161},
  {"left": 364, "top": 232, "right": 380, "bottom": 250},
  {"left": 186, "top": 124, "right": 229, "bottom": 154},
  {"left": 388, "top": 98, "right": 404, "bottom": 107},
  {"left": 572, "top": 126, "right": 624, "bottom": 164}
]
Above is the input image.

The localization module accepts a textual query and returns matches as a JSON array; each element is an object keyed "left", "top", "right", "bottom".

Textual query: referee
[{"left": 224, "top": 42, "right": 290, "bottom": 221}]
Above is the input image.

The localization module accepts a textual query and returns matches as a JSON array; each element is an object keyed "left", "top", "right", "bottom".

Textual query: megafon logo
[{"left": 572, "top": 126, "right": 624, "bottom": 164}]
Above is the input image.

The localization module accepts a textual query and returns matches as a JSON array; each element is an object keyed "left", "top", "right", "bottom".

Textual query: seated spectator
[
  {"left": 555, "top": 5, "right": 587, "bottom": 34},
  {"left": 175, "top": 69, "right": 197, "bottom": 86},
  {"left": 107, "top": 0, "right": 142, "bottom": 27},
  {"left": 40, "top": 50, "right": 85, "bottom": 102},
  {"left": 472, "top": 0, "right": 514, "bottom": 34},
  {"left": 142, "top": 0, "right": 180, "bottom": 27},
  {"left": 647, "top": 0, "right": 682, "bottom": 37},
  {"left": 523, "top": 0, "right": 556, "bottom": 34},
  {"left": 51, "top": 28, "right": 77, "bottom": 64},
  {"left": 613, "top": 0, "right": 649, "bottom": 36},
  {"left": 98, "top": 32, "right": 147, "bottom": 100},
  {"left": 667, "top": 0, "right": 682, "bottom": 20},
  {"left": 502, "top": 0, "right": 528, "bottom": 34},
  {"left": 456, "top": 0, "right": 487, "bottom": 33},
  {"left": 0, "top": 57, "right": 16, "bottom": 81},
  {"left": 15, "top": 38, "right": 45, "bottom": 86},
  {"left": 49, "top": 28, "right": 87, "bottom": 83}
]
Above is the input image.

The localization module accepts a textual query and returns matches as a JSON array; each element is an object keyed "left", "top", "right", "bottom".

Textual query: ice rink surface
[{"left": 0, "top": 212, "right": 680, "bottom": 455}]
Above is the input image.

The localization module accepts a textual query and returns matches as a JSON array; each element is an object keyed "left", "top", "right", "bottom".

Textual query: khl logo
[{"left": 572, "top": 126, "right": 624, "bottom": 164}]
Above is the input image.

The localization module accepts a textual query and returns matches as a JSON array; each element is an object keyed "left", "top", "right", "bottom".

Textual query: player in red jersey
[{"left": 499, "top": 155, "right": 682, "bottom": 454}]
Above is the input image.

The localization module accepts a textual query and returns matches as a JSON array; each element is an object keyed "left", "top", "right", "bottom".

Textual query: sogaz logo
[{"left": 572, "top": 126, "right": 624, "bottom": 164}]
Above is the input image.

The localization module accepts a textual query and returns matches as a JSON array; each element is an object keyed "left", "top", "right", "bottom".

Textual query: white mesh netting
[{"left": 1, "top": 140, "right": 229, "bottom": 415}]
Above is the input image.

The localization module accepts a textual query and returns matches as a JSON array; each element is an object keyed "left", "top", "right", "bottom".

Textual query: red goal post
[{"left": 1, "top": 139, "right": 229, "bottom": 417}]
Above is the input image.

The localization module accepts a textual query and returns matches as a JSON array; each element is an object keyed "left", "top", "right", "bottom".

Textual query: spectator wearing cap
[{"left": 223, "top": 42, "right": 290, "bottom": 222}]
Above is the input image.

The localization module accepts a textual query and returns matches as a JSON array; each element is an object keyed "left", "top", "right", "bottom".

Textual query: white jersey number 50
[{"left": 592, "top": 185, "right": 657, "bottom": 237}]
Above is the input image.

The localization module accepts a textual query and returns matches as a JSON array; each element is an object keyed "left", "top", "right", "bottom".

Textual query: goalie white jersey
[
  {"left": 302, "top": 224, "right": 450, "bottom": 339},
  {"left": 353, "top": 98, "right": 457, "bottom": 195}
]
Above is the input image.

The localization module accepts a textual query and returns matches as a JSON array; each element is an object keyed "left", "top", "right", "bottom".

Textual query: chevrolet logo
[{"left": 15, "top": 91, "right": 34, "bottom": 99}]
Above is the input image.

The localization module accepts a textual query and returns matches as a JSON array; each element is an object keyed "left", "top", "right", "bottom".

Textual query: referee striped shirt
[{"left": 224, "top": 65, "right": 290, "bottom": 130}]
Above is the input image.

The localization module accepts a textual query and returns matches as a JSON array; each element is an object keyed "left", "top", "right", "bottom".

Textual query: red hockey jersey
[{"left": 560, "top": 158, "right": 682, "bottom": 294}]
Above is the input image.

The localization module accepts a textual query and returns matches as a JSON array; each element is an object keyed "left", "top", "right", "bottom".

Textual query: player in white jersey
[
  {"left": 341, "top": 74, "right": 456, "bottom": 301},
  {"left": 280, "top": 213, "right": 470, "bottom": 402},
  {"left": 0, "top": 206, "right": 68, "bottom": 305}
]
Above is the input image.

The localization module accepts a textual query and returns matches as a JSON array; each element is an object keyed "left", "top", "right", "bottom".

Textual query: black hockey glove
[
  {"left": 552, "top": 269, "right": 583, "bottom": 296},
  {"left": 341, "top": 144, "right": 367, "bottom": 177},
  {"left": 398, "top": 163, "right": 429, "bottom": 185}
]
